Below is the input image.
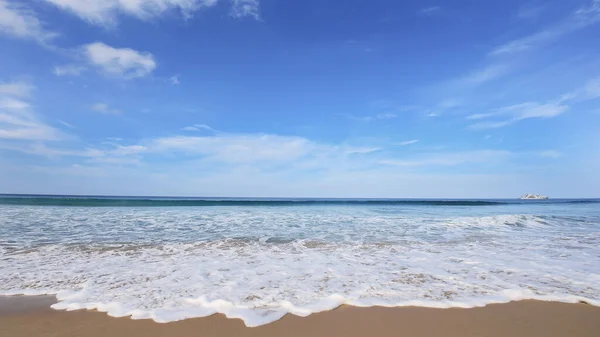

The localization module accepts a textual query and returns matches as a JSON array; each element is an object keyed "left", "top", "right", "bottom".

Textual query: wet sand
[{"left": 1, "top": 296, "right": 600, "bottom": 337}]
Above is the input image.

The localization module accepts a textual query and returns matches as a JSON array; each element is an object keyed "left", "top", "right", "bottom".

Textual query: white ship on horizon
[{"left": 520, "top": 193, "right": 549, "bottom": 200}]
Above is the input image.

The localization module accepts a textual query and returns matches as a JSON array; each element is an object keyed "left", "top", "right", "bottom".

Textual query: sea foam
[{"left": 1, "top": 203, "right": 599, "bottom": 326}]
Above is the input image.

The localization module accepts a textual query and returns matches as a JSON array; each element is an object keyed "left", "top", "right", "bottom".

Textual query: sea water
[{"left": 1, "top": 196, "right": 599, "bottom": 326}]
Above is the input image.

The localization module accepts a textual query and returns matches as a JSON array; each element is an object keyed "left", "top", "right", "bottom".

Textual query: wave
[
  {"left": 2, "top": 239, "right": 599, "bottom": 326},
  {"left": 2, "top": 289, "right": 598, "bottom": 327}
]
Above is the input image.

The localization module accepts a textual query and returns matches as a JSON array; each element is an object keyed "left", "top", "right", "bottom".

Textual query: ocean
[{"left": 1, "top": 195, "right": 599, "bottom": 326}]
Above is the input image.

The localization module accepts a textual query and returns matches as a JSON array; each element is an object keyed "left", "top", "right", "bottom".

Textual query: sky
[{"left": 0, "top": 0, "right": 599, "bottom": 198}]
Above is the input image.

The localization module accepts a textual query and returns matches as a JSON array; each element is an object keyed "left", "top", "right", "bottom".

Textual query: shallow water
[{"left": 1, "top": 197, "right": 599, "bottom": 326}]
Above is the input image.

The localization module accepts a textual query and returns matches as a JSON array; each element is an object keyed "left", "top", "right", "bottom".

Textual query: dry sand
[{"left": 1, "top": 296, "right": 600, "bottom": 337}]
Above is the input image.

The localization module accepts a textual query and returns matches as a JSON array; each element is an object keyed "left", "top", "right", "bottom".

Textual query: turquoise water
[{"left": 1, "top": 195, "right": 599, "bottom": 326}]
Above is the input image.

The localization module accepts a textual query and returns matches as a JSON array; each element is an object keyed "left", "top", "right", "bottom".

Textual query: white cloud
[
  {"left": 43, "top": 0, "right": 260, "bottom": 26},
  {"left": 0, "top": 81, "right": 34, "bottom": 98},
  {"left": 346, "top": 113, "right": 398, "bottom": 122},
  {"left": 83, "top": 42, "right": 157, "bottom": 79},
  {"left": 469, "top": 120, "right": 514, "bottom": 129},
  {"left": 516, "top": 102, "right": 568, "bottom": 119},
  {"left": 583, "top": 77, "right": 600, "bottom": 100},
  {"left": 380, "top": 150, "right": 511, "bottom": 167},
  {"left": 517, "top": 4, "right": 545, "bottom": 20},
  {"left": 468, "top": 77, "right": 600, "bottom": 129},
  {"left": 560, "top": 77, "right": 600, "bottom": 102},
  {"left": 91, "top": 103, "right": 121, "bottom": 114},
  {"left": 31, "top": 132, "right": 385, "bottom": 170},
  {"left": 419, "top": 6, "right": 441, "bottom": 15},
  {"left": 181, "top": 124, "right": 217, "bottom": 132},
  {"left": 491, "top": 0, "right": 600, "bottom": 55},
  {"left": 149, "top": 134, "right": 313, "bottom": 164},
  {"left": 437, "top": 99, "right": 462, "bottom": 109},
  {"left": 376, "top": 113, "right": 397, "bottom": 119},
  {"left": 231, "top": 0, "right": 260, "bottom": 19},
  {"left": 0, "top": 0, "right": 57, "bottom": 42},
  {"left": 170, "top": 75, "right": 180, "bottom": 85},
  {"left": 0, "top": 81, "right": 64, "bottom": 141},
  {"left": 54, "top": 64, "right": 86, "bottom": 76},
  {"left": 110, "top": 144, "right": 148, "bottom": 156},
  {"left": 398, "top": 139, "right": 419, "bottom": 146},
  {"left": 87, "top": 156, "right": 142, "bottom": 165},
  {"left": 462, "top": 64, "right": 508, "bottom": 85},
  {"left": 469, "top": 102, "right": 568, "bottom": 129},
  {"left": 467, "top": 78, "right": 600, "bottom": 129},
  {"left": 344, "top": 147, "right": 381, "bottom": 155},
  {"left": 539, "top": 150, "right": 563, "bottom": 158},
  {"left": 58, "top": 120, "right": 76, "bottom": 129},
  {"left": 0, "top": 96, "right": 30, "bottom": 110}
]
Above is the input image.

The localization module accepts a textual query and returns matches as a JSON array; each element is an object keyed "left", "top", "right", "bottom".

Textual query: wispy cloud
[
  {"left": 58, "top": 120, "right": 76, "bottom": 129},
  {"left": 419, "top": 6, "right": 441, "bottom": 15},
  {"left": 468, "top": 77, "right": 600, "bottom": 129},
  {"left": 170, "top": 75, "right": 180, "bottom": 85},
  {"left": 376, "top": 113, "right": 397, "bottom": 119},
  {"left": 462, "top": 64, "right": 509, "bottom": 85},
  {"left": 0, "top": 96, "right": 30, "bottom": 110},
  {"left": 83, "top": 42, "right": 157, "bottom": 79},
  {"left": 345, "top": 113, "right": 398, "bottom": 122},
  {"left": 380, "top": 150, "right": 511, "bottom": 167},
  {"left": 344, "top": 147, "right": 381, "bottom": 155},
  {"left": 181, "top": 124, "right": 218, "bottom": 132},
  {"left": 231, "top": 0, "right": 261, "bottom": 20},
  {"left": 560, "top": 77, "right": 600, "bottom": 102},
  {"left": 53, "top": 64, "right": 86, "bottom": 76},
  {"left": 149, "top": 134, "right": 313, "bottom": 164},
  {"left": 43, "top": 0, "right": 214, "bottom": 26},
  {"left": 42, "top": 0, "right": 260, "bottom": 27},
  {"left": 539, "top": 150, "right": 563, "bottom": 158},
  {"left": 0, "top": 81, "right": 33, "bottom": 97},
  {"left": 491, "top": 0, "right": 600, "bottom": 55},
  {"left": 0, "top": 0, "right": 58, "bottom": 43},
  {"left": 91, "top": 103, "right": 121, "bottom": 115},
  {"left": 469, "top": 102, "right": 568, "bottom": 129},
  {"left": 0, "top": 80, "right": 64, "bottom": 141},
  {"left": 516, "top": 3, "right": 546, "bottom": 20},
  {"left": 398, "top": 139, "right": 419, "bottom": 146}
]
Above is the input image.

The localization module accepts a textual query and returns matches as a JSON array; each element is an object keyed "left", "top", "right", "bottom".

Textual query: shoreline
[{"left": 2, "top": 296, "right": 600, "bottom": 337}]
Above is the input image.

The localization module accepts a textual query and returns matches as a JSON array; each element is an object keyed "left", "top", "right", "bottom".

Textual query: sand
[{"left": 1, "top": 296, "right": 600, "bottom": 337}]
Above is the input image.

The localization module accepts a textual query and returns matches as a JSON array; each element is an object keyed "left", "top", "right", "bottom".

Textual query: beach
[{"left": 2, "top": 296, "right": 600, "bottom": 337}]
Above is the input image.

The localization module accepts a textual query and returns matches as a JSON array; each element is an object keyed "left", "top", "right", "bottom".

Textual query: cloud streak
[
  {"left": 468, "top": 77, "right": 600, "bottom": 129},
  {"left": 0, "top": 81, "right": 64, "bottom": 141},
  {"left": 419, "top": 6, "right": 441, "bottom": 15},
  {"left": 91, "top": 103, "right": 121, "bottom": 115},
  {"left": 54, "top": 64, "right": 86, "bottom": 76},
  {"left": 398, "top": 139, "right": 419, "bottom": 146},
  {"left": 491, "top": 0, "right": 600, "bottom": 55},
  {"left": 346, "top": 113, "right": 398, "bottom": 122},
  {"left": 181, "top": 124, "right": 218, "bottom": 132},
  {"left": 380, "top": 150, "right": 511, "bottom": 167}
]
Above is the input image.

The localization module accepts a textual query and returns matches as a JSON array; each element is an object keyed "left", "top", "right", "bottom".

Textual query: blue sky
[{"left": 0, "top": 0, "right": 599, "bottom": 197}]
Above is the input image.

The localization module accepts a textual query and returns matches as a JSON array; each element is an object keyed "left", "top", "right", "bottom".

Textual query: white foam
[{"left": 1, "top": 205, "right": 599, "bottom": 326}]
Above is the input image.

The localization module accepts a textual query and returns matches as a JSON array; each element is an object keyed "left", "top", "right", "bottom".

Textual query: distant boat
[{"left": 520, "top": 193, "right": 549, "bottom": 200}]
